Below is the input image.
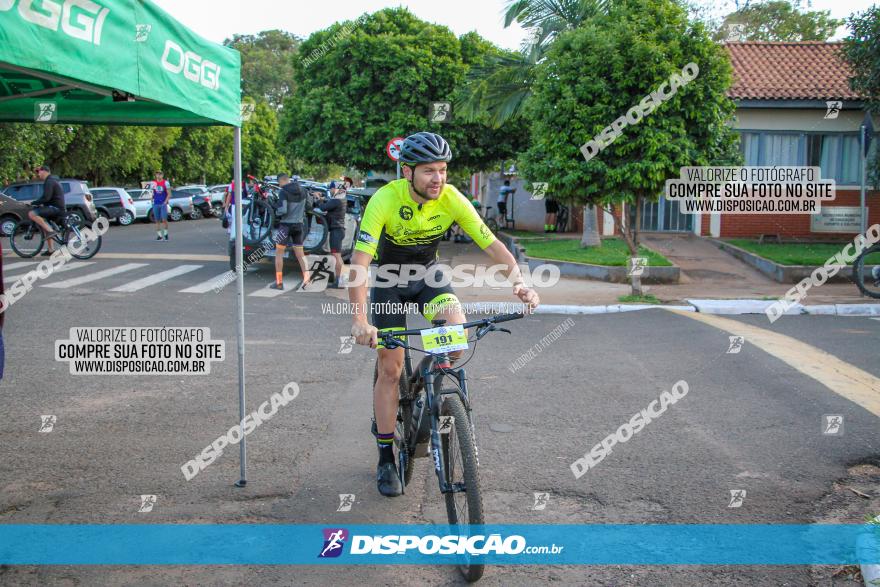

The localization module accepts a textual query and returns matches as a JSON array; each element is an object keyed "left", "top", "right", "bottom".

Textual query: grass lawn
[
  {"left": 521, "top": 237, "right": 672, "bottom": 266},
  {"left": 726, "top": 239, "right": 880, "bottom": 266},
  {"left": 619, "top": 294, "right": 661, "bottom": 304},
  {"left": 500, "top": 229, "right": 545, "bottom": 238}
]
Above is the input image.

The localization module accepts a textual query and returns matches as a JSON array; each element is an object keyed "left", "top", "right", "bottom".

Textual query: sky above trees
[{"left": 150, "top": 0, "right": 875, "bottom": 49}]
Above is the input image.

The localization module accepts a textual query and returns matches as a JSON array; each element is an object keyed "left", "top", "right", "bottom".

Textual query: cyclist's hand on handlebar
[
  {"left": 513, "top": 284, "right": 539, "bottom": 313},
  {"left": 351, "top": 321, "right": 378, "bottom": 349}
]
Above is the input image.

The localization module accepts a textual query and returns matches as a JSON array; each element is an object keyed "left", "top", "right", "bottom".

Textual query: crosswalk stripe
[
  {"left": 41, "top": 263, "right": 148, "bottom": 289},
  {"left": 110, "top": 265, "right": 203, "bottom": 293},
  {"left": 180, "top": 272, "right": 236, "bottom": 294},
  {"left": 249, "top": 282, "right": 295, "bottom": 298},
  {"left": 3, "top": 262, "right": 37, "bottom": 272},
  {"left": 4, "top": 262, "right": 93, "bottom": 284}
]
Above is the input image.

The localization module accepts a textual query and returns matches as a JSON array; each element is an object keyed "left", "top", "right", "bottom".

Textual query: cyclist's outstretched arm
[
  {"left": 348, "top": 250, "right": 377, "bottom": 348},
  {"left": 482, "top": 240, "right": 539, "bottom": 311}
]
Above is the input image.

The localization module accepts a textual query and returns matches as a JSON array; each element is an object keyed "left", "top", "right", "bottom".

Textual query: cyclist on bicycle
[
  {"left": 348, "top": 132, "right": 540, "bottom": 497},
  {"left": 28, "top": 165, "right": 64, "bottom": 255}
]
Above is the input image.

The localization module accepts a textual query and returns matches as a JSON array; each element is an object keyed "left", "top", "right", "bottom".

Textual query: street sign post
[
  {"left": 861, "top": 112, "right": 874, "bottom": 234},
  {"left": 386, "top": 136, "right": 404, "bottom": 180}
]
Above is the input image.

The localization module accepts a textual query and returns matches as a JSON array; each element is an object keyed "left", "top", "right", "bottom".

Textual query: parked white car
[
  {"left": 91, "top": 187, "right": 137, "bottom": 226},
  {"left": 126, "top": 188, "right": 172, "bottom": 222}
]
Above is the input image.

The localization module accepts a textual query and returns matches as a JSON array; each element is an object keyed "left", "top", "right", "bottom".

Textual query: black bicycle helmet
[{"left": 398, "top": 132, "right": 452, "bottom": 165}]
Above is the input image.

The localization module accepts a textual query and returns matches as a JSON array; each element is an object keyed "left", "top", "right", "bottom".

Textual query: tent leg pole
[{"left": 233, "top": 126, "right": 247, "bottom": 488}]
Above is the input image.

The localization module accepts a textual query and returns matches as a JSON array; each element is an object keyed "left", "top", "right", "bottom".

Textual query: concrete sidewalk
[{"left": 440, "top": 236, "right": 874, "bottom": 307}]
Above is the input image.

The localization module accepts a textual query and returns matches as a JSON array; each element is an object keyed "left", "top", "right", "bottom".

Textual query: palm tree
[{"left": 458, "top": 0, "right": 609, "bottom": 245}]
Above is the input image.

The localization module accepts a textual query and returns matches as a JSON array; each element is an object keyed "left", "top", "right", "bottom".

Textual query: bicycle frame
[
  {"left": 404, "top": 346, "right": 471, "bottom": 495},
  {"left": 380, "top": 312, "right": 523, "bottom": 495}
]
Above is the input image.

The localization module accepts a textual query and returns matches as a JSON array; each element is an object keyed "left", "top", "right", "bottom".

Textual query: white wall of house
[{"left": 734, "top": 108, "right": 878, "bottom": 133}]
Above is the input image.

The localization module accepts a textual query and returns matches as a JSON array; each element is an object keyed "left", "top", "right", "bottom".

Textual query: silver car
[
  {"left": 127, "top": 189, "right": 172, "bottom": 222},
  {"left": 127, "top": 188, "right": 193, "bottom": 222}
]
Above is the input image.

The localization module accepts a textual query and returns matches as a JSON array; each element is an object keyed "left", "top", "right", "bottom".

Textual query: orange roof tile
[{"left": 725, "top": 42, "right": 859, "bottom": 101}]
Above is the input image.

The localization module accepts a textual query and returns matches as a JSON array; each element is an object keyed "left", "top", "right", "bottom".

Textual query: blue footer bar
[{"left": 0, "top": 524, "right": 878, "bottom": 565}]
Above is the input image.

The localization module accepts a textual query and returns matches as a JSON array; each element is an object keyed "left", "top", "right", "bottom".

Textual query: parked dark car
[
  {"left": 189, "top": 193, "right": 213, "bottom": 219},
  {"left": 90, "top": 187, "right": 134, "bottom": 225},
  {"left": 2, "top": 179, "right": 99, "bottom": 227},
  {"left": 0, "top": 192, "right": 31, "bottom": 236}
]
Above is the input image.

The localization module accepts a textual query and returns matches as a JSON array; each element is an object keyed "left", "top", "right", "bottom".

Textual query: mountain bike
[
  {"left": 242, "top": 175, "right": 279, "bottom": 246},
  {"left": 480, "top": 206, "right": 500, "bottom": 234},
  {"left": 372, "top": 311, "right": 524, "bottom": 583},
  {"left": 9, "top": 211, "right": 102, "bottom": 260},
  {"left": 853, "top": 243, "right": 880, "bottom": 298}
]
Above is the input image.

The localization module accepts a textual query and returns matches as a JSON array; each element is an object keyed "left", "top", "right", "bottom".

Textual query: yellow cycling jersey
[{"left": 355, "top": 179, "right": 496, "bottom": 266}]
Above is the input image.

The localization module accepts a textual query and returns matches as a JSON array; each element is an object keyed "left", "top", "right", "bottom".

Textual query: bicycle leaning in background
[{"left": 853, "top": 241, "right": 880, "bottom": 298}]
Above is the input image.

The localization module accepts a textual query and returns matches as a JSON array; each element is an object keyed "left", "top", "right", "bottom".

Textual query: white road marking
[
  {"left": 41, "top": 264, "right": 148, "bottom": 289},
  {"left": 110, "top": 265, "right": 203, "bottom": 293},
  {"left": 672, "top": 310, "right": 880, "bottom": 417},
  {"left": 3, "top": 262, "right": 37, "bottom": 272},
  {"left": 4, "top": 262, "right": 94, "bottom": 284},
  {"left": 180, "top": 272, "right": 235, "bottom": 294}
]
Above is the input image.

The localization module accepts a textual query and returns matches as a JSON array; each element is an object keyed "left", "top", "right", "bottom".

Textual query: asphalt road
[{"left": 0, "top": 219, "right": 878, "bottom": 586}]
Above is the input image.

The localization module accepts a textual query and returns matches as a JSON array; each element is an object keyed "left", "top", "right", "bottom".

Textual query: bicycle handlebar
[{"left": 378, "top": 312, "right": 524, "bottom": 342}]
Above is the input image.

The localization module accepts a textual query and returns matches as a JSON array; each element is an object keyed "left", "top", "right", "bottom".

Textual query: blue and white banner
[{"left": 0, "top": 524, "right": 877, "bottom": 565}]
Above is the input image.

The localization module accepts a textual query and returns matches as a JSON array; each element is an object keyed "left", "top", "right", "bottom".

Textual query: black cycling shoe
[{"left": 377, "top": 462, "right": 402, "bottom": 497}]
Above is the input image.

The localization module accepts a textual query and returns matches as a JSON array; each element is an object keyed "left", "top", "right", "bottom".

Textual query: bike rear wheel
[
  {"left": 10, "top": 221, "right": 44, "bottom": 258},
  {"left": 853, "top": 243, "right": 880, "bottom": 299},
  {"left": 485, "top": 217, "right": 499, "bottom": 234},
  {"left": 63, "top": 226, "right": 102, "bottom": 260},
  {"left": 440, "top": 393, "right": 484, "bottom": 582},
  {"left": 242, "top": 198, "right": 274, "bottom": 246}
]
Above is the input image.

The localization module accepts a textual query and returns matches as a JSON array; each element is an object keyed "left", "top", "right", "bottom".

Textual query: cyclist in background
[{"left": 28, "top": 165, "right": 64, "bottom": 255}]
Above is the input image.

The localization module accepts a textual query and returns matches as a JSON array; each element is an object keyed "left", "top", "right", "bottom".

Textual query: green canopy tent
[{"left": 0, "top": 0, "right": 252, "bottom": 484}]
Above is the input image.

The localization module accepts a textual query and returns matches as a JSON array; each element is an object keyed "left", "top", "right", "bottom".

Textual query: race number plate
[{"left": 421, "top": 325, "right": 468, "bottom": 354}]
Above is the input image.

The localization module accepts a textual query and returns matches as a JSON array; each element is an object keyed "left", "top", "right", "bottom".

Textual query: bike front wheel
[
  {"left": 63, "top": 227, "right": 102, "bottom": 260},
  {"left": 853, "top": 243, "right": 880, "bottom": 299},
  {"left": 10, "top": 221, "right": 44, "bottom": 258},
  {"left": 440, "top": 393, "right": 484, "bottom": 583}
]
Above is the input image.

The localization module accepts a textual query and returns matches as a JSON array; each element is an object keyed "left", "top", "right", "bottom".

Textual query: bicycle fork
[{"left": 426, "top": 367, "right": 471, "bottom": 495}]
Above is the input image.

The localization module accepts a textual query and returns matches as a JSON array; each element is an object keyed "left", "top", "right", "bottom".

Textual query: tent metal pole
[{"left": 233, "top": 126, "right": 247, "bottom": 488}]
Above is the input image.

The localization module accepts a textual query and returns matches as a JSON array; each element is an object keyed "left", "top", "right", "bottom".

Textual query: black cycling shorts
[
  {"left": 496, "top": 201, "right": 507, "bottom": 216},
  {"left": 33, "top": 205, "right": 61, "bottom": 221},
  {"left": 544, "top": 199, "right": 559, "bottom": 214},
  {"left": 275, "top": 223, "right": 304, "bottom": 247},
  {"left": 329, "top": 227, "right": 344, "bottom": 253},
  {"left": 371, "top": 265, "right": 461, "bottom": 349}
]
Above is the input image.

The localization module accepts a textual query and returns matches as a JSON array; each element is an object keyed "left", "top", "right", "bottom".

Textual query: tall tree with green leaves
[
  {"left": 715, "top": 0, "right": 842, "bottom": 42},
  {"left": 0, "top": 124, "right": 75, "bottom": 183},
  {"left": 162, "top": 127, "right": 230, "bottom": 185},
  {"left": 225, "top": 30, "right": 300, "bottom": 109},
  {"left": 241, "top": 100, "right": 287, "bottom": 178},
  {"left": 843, "top": 5, "right": 880, "bottom": 183},
  {"left": 281, "top": 9, "right": 527, "bottom": 173},
  {"left": 51, "top": 126, "right": 179, "bottom": 185},
  {"left": 519, "top": 0, "right": 740, "bottom": 294}
]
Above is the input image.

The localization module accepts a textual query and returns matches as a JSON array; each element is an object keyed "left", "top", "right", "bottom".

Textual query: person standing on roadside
[
  {"left": 316, "top": 177, "right": 349, "bottom": 288},
  {"left": 224, "top": 178, "right": 246, "bottom": 238},
  {"left": 150, "top": 171, "right": 171, "bottom": 241},
  {"left": 544, "top": 197, "right": 559, "bottom": 233},
  {"left": 497, "top": 179, "right": 515, "bottom": 226},
  {"left": 271, "top": 174, "right": 311, "bottom": 290}
]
